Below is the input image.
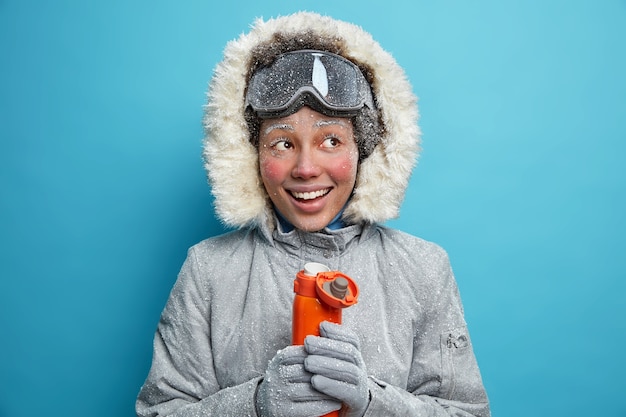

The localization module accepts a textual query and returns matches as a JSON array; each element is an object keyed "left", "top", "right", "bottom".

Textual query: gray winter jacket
[
  {"left": 136, "top": 222, "right": 490, "bottom": 416},
  {"left": 136, "top": 11, "right": 490, "bottom": 416}
]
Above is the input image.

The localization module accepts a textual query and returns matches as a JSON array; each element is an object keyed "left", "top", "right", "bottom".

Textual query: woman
[{"left": 137, "top": 12, "right": 490, "bottom": 417}]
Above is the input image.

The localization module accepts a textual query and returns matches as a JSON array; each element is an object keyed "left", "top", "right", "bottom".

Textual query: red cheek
[
  {"left": 328, "top": 155, "right": 358, "bottom": 181},
  {"left": 260, "top": 157, "right": 286, "bottom": 182},
  {"left": 334, "top": 163, "right": 354, "bottom": 177}
]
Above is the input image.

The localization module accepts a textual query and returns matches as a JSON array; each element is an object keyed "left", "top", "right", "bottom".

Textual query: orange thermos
[{"left": 292, "top": 262, "right": 359, "bottom": 417}]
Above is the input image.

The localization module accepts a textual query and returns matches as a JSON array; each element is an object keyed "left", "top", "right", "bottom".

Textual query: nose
[{"left": 292, "top": 148, "right": 322, "bottom": 179}]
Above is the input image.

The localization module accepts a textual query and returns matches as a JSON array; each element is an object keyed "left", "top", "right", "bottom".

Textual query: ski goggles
[{"left": 245, "top": 50, "right": 375, "bottom": 119}]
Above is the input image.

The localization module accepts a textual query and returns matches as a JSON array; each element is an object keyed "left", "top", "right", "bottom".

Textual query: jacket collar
[{"left": 257, "top": 213, "right": 374, "bottom": 260}]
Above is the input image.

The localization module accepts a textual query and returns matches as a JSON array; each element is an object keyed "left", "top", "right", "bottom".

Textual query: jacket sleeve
[
  {"left": 363, "top": 245, "right": 491, "bottom": 417},
  {"left": 136, "top": 247, "right": 261, "bottom": 417}
]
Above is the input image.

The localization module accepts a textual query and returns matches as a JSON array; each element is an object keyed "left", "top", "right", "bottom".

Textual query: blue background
[{"left": 1, "top": 1, "right": 624, "bottom": 416}]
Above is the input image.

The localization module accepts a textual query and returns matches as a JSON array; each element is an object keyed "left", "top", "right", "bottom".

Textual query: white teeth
[{"left": 291, "top": 189, "right": 330, "bottom": 200}]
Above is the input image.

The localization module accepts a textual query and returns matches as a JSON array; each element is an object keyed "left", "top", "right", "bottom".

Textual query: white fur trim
[{"left": 203, "top": 12, "right": 420, "bottom": 228}]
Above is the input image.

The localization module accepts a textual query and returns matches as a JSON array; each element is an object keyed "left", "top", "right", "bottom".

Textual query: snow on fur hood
[{"left": 203, "top": 12, "right": 420, "bottom": 229}]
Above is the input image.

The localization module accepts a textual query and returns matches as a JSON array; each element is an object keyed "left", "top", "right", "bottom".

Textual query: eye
[
  {"left": 273, "top": 139, "right": 292, "bottom": 151},
  {"left": 321, "top": 136, "right": 340, "bottom": 148}
]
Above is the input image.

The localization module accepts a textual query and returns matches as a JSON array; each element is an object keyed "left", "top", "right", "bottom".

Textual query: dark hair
[{"left": 244, "top": 31, "right": 384, "bottom": 161}]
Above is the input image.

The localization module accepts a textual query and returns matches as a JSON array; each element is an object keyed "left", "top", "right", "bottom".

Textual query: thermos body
[
  {"left": 291, "top": 262, "right": 360, "bottom": 417},
  {"left": 292, "top": 292, "right": 342, "bottom": 344}
]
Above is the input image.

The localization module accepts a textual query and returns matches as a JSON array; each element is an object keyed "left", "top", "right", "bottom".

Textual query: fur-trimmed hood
[{"left": 203, "top": 12, "right": 420, "bottom": 229}]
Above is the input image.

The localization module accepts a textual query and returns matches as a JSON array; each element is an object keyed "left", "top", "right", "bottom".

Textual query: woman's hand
[
  {"left": 304, "top": 322, "right": 371, "bottom": 417},
  {"left": 256, "top": 344, "right": 341, "bottom": 417}
]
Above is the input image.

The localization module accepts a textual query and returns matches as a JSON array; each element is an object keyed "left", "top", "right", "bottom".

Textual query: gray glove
[
  {"left": 256, "top": 344, "right": 342, "bottom": 417},
  {"left": 304, "top": 321, "right": 370, "bottom": 417}
]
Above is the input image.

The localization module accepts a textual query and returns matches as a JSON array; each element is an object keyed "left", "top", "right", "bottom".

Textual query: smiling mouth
[{"left": 290, "top": 188, "right": 331, "bottom": 200}]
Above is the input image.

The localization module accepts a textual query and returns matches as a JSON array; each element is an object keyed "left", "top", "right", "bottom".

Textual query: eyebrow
[
  {"left": 262, "top": 123, "right": 294, "bottom": 136},
  {"left": 262, "top": 118, "right": 350, "bottom": 136},
  {"left": 314, "top": 119, "right": 350, "bottom": 129}
]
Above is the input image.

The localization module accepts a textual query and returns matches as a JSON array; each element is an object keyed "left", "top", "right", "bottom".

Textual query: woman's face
[{"left": 258, "top": 106, "right": 359, "bottom": 232}]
